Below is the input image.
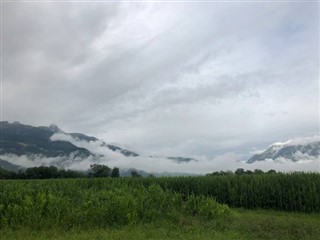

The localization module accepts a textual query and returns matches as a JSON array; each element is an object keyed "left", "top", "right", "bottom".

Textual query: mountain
[
  {"left": 0, "top": 121, "right": 199, "bottom": 176},
  {"left": 247, "top": 136, "right": 320, "bottom": 163},
  {"left": 69, "top": 133, "right": 98, "bottom": 142},
  {"left": 0, "top": 121, "right": 91, "bottom": 158},
  {"left": 167, "top": 157, "right": 198, "bottom": 163},
  {"left": 0, "top": 121, "right": 138, "bottom": 159},
  {"left": 102, "top": 144, "right": 139, "bottom": 157},
  {"left": 0, "top": 159, "right": 24, "bottom": 172}
]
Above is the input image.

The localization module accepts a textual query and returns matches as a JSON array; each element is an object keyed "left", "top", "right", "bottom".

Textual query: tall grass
[
  {"left": 141, "top": 172, "right": 320, "bottom": 212},
  {"left": 0, "top": 179, "right": 231, "bottom": 230},
  {"left": 0, "top": 173, "right": 319, "bottom": 230}
]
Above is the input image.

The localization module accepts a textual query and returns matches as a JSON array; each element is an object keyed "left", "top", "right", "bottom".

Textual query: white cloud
[
  {"left": 3, "top": 2, "right": 319, "bottom": 163},
  {"left": 271, "top": 135, "right": 320, "bottom": 148},
  {"left": 1, "top": 151, "right": 318, "bottom": 174},
  {"left": 247, "top": 157, "right": 320, "bottom": 172},
  {"left": 0, "top": 153, "right": 94, "bottom": 169},
  {"left": 50, "top": 132, "right": 128, "bottom": 159},
  {"left": 0, "top": 133, "right": 306, "bottom": 174}
]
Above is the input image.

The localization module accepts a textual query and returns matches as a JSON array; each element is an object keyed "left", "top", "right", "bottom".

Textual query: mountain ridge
[
  {"left": 247, "top": 136, "right": 320, "bottom": 163},
  {"left": 0, "top": 121, "right": 202, "bottom": 175},
  {"left": 0, "top": 121, "right": 139, "bottom": 158}
]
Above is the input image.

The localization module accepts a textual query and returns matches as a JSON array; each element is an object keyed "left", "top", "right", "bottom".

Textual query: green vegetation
[
  {"left": 0, "top": 165, "right": 121, "bottom": 179},
  {"left": 0, "top": 166, "right": 86, "bottom": 179},
  {"left": 0, "top": 173, "right": 319, "bottom": 239},
  {"left": 1, "top": 172, "right": 320, "bottom": 212},
  {"left": 0, "top": 178, "right": 232, "bottom": 230},
  {"left": 150, "top": 172, "right": 320, "bottom": 212},
  {"left": 1, "top": 209, "right": 319, "bottom": 239}
]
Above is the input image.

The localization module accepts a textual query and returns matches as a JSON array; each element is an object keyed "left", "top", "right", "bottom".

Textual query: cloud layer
[
  {"left": 2, "top": 2, "right": 319, "bottom": 171},
  {"left": 272, "top": 135, "right": 320, "bottom": 147},
  {"left": 1, "top": 152, "right": 318, "bottom": 175},
  {"left": 1, "top": 132, "right": 318, "bottom": 174}
]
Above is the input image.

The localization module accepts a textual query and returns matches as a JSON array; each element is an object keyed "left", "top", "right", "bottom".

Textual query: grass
[
  {"left": 233, "top": 209, "right": 320, "bottom": 240},
  {"left": 1, "top": 209, "right": 319, "bottom": 240},
  {"left": 1, "top": 176, "right": 319, "bottom": 239}
]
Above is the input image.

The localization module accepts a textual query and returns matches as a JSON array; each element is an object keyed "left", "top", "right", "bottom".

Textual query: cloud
[
  {"left": 271, "top": 135, "right": 320, "bottom": 148},
  {"left": 1, "top": 151, "right": 318, "bottom": 175},
  {"left": 10, "top": 133, "right": 307, "bottom": 174},
  {"left": 50, "top": 132, "right": 130, "bottom": 160},
  {"left": 2, "top": 2, "right": 319, "bottom": 165},
  {"left": 0, "top": 153, "right": 95, "bottom": 170},
  {"left": 246, "top": 157, "right": 320, "bottom": 172}
]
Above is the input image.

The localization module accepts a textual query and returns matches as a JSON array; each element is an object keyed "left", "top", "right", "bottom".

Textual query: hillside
[
  {"left": 248, "top": 136, "right": 320, "bottom": 163},
  {"left": 0, "top": 121, "right": 139, "bottom": 169}
]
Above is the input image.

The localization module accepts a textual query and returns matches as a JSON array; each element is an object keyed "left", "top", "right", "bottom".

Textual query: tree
[
  {"left": 254, "top": 169, "right": 264, "bottom": 174},
  {"left": 130, "top": 171, "right": 141, "bottom": 178},
  {"left": 235, "top": 168, "right": 245, "bottom": 175},
  {"left": 89, "top": 164, "right": 111, "bottom": 178},
  {"left": 25, "top": 166, "right": 59, "bottom": 179},
  {"left": 60, "top": 169, "right": 86, "bottom": 178},
  {"left": 0, "top": 167, "right": 17, "bottom": 179},
  {"left": 111, "top": 167, "right": 120, "bottom": 178},
  {"left": 209, "top": 171, "right": 220, "bottom": 176}
]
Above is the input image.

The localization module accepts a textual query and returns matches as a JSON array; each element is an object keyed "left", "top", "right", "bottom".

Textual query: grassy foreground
[
  {"left": 1, "top": 209, "right": 319, "bottom": 240},
  {"left": 1, "top": 176, "right": 319, "bottom": 239}
]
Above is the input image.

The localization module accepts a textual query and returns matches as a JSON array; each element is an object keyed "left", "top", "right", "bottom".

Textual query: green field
[
  {"left": 1, "top": 209, "right": 320, "bottom": 240},
  {"left": 1, "top": 174, "right": 320, "bottom": 239}
]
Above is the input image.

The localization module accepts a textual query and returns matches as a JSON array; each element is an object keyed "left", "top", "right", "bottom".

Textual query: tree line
[
  {"left": 206, "top": 168, "right": 277, "bottom": 176},
  {"left": 0, "top": 164, "right": 130, "bottom": 179},
  {"left": 0, "top": 164, "right": 278, "bottom": 180}
]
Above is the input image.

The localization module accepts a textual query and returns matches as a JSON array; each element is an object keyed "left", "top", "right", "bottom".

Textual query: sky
[{"left": 1, "top": 1, "right": 319, "bottom": 172}]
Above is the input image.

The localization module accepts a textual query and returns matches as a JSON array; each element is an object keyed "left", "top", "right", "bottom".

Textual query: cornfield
[
  {"left": 142, "top": 172, "right": 320, "bottom": 213},
  {"left": 0, "top": 172, "right": 319, "bottom": 230},
  {"left": 0, "top": 178, "right": 231, "bottom": 230}
]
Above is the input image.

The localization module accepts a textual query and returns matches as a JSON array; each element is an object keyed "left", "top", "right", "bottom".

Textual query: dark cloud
[{"left": 2, "top": 2, "right": 319, "bottom": 169}]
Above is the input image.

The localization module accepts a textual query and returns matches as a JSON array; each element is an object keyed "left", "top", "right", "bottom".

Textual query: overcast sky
[{"left": 2, "top": 1, "right": 319, "bottom": 163}]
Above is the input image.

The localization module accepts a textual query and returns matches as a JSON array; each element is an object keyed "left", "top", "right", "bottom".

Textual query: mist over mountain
[
  {"left": 0, "top": 121, "right": 138, "bottom": 158},
  {"left": 247, "top": 136, "right": 320, "bottom": 163},
  {"left": 0, "top": 121, "right": 91, "bottom": 158},
  {"left": 0, "top": 121, "right": 203, "bottom": 174},
  {"left": 0, "top": 159, "right": 24, "bottom": 172},
  {"left": 0, "top": 121, "right": 140, "bottom": 170},
  {"left": 0, "top": 121, "right": 319, "bottom": 174}
]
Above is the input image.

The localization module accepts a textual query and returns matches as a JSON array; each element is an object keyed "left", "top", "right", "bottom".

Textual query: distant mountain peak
[
  {"left": 49, "top": 124, "right": 64, "bottom": 133},
  {"left": 247, "top": 135, "right": 320, "bottom": 163},
  {"left": 0, "top": 121, "right": 139, "bottom": 162}
]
